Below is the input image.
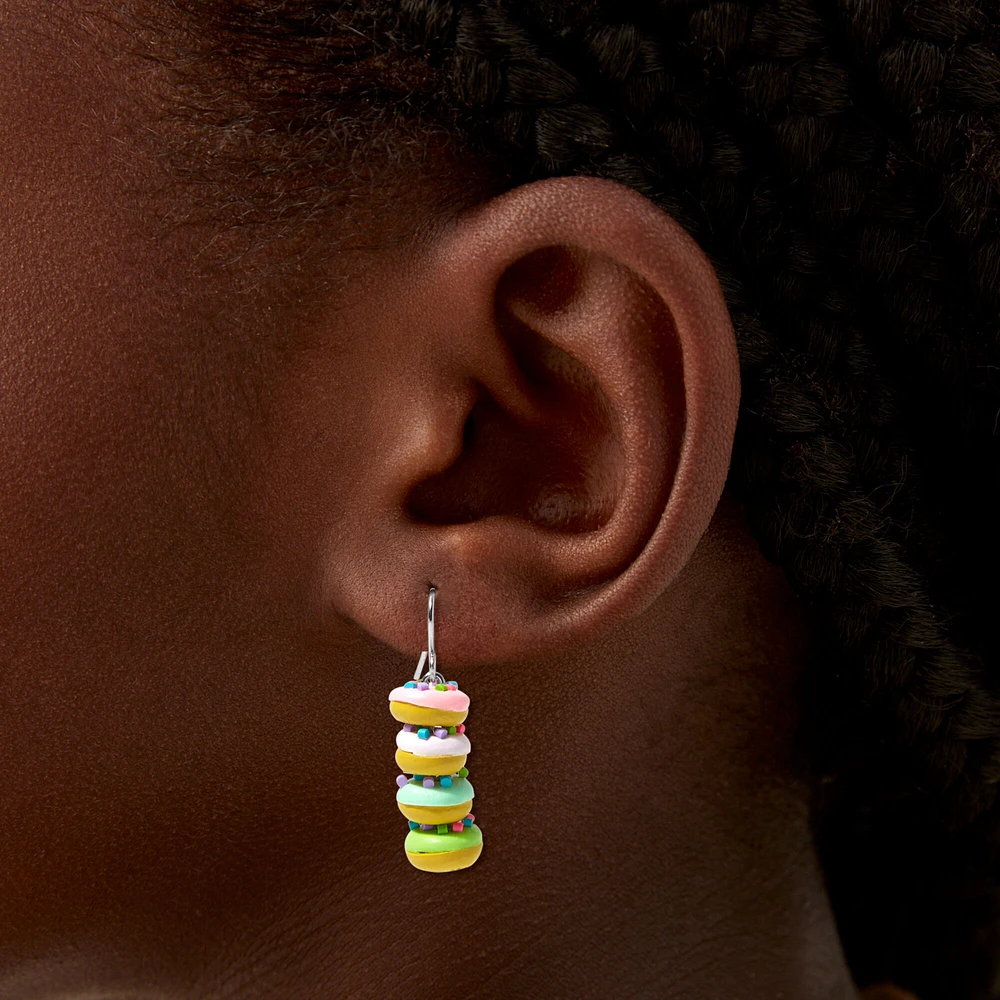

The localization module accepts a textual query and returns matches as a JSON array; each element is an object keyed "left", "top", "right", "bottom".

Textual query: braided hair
[
  {"left": 154, "top": 0, "right": 1000, "bottom": 995},
  {"left": 375, "top": 3, "right": 1000, "bottom": 995}
]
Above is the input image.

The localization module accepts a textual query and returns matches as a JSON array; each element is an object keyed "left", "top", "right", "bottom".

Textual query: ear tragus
[{"left": 408, "top": 247, "right": 627, "bottom": 536}]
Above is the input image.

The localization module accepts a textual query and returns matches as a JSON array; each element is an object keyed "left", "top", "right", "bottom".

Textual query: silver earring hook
[
  {"left": 413, "top": 586, "right": 445, "bottom": 685},
  {"left": 427, "top": 585, "right": 436, "bottom": 674}
]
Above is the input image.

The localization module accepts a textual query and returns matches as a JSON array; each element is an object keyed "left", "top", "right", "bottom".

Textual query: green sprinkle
[
  {"left": 448, "top": 726, "right": 457, "bottom": 735},
  {"left": 437, "top": 824, "right": 449, "bottom": 834},
  {"left": 458, "top": 767, "right": 469, "bottom": 778},
  {"left": 435, "top": 683, "right": 448, "bottom": 691}
]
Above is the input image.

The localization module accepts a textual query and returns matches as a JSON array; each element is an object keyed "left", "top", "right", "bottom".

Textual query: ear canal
[
  {"left": 407, "top": 246, "right": 629, "bottom": 535},
  {"left": 406, "top": 383, "right": 619, "bottom": 533},
  {"left": 407, "top": 241, "right": 687, "bottom": 549}
]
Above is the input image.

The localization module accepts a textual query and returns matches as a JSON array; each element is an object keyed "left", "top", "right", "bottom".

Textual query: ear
[{"left": 326, "top": 175, "right": 739, "bottom": 664}]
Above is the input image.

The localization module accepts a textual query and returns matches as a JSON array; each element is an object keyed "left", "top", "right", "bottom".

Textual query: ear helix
[{"left": 388, "top": 587, "right": 483, "bottom": 872}]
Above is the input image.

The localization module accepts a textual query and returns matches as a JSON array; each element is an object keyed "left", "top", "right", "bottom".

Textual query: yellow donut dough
[
  {"left": 389, "top": 702, "right": 468, "bottom": 726},
  {"left": 395, "top": 749, "right": 468, "bottom": 775},
  {"left": 397, "top": 800, "right": 473, "bottom": 825},
  {"left": 405, "top": 842, "right": 483, "bottom": 872},
  {"left": 403, "top": 823, "right": 483, "bottom": 872}
]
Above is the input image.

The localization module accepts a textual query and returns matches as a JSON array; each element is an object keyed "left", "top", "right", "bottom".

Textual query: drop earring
[{"left": 388, "top": 586, "right": 483, "bottom": 872}]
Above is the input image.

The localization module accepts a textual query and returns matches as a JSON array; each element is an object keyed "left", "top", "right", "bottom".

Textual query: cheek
[
  {"left": 0, "top": 9, "right": 413, "bottom": 969},
  {"left": 0, "top": 143, "right": 272, "bottom": 633},
  {"left": 0, "top": 77, "right": 354, "bottom": 937},
  {"left": 0, "top": 178, "right": 389, "bottom": 953},
  {"left": 0, "top": 12, "right": 268, "bottom": 626},
  {"left": 0, "top": 169, "right": 257, "bottom": 710}
]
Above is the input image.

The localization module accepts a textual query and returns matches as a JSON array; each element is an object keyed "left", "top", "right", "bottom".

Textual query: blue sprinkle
[
  {"left": 417, "top": 728, "right": 431, "bottom": 740},
  {"left": 440, "top": 776, "right": 453, "bottom": 787},
  {"left": 413, "top": 774, "right": 423, "bottom": 781},
  {"left": 463, "top": 816, "right": 472, "bottom": 827},
  {"left": 408, "top": 820, "right": 419, "bottom": 830},
  {"left": 403, "top": 681, "right": 417, "bottom": 689}
]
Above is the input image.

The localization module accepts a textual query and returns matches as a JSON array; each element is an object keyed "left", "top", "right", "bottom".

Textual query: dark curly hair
[{"left": 149, "top": 0, "right": 1000, "bottom": 995}]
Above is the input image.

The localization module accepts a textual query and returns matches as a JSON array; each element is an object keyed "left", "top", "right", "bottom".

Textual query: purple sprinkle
[
  {"left": 422, "top": 777, "right": 435, "bottom": 788},
  {"left": 396, "top": 775, "right": 409, "bottom": 788},
  {"left": 433, "top": 727, "right": 448, "bottom": 738},
  {"left": 403, "top": 723, "right": 414, "bottom": 732},
  {"left": 418, "top": 682, "right": 429, "bottom": 691},
  {"left": 420, "top": 824, "right": 434, "bottom": 831}
]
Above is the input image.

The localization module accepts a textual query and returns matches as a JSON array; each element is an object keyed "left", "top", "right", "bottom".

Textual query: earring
[{"left": 388, "top": 586, "right": 483, "bottom": 872}]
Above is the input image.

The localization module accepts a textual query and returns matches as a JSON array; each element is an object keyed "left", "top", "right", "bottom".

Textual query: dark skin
[{"left": 0, "top": 4, "right": 920, "bottom": 999}]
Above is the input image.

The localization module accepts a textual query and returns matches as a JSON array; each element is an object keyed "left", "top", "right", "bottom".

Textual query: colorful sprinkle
[
  {"left": 433, "top": 727, "right": 448, "bottom": 738},
  {"left": 463, "top": 816, "right": 473, "bottom": 827},
  {"left": 413, "top": 774, "right": 423, "bottom": 781},
  {"left": 420, "top": 824, "right": 434, "bottom": 831},
  {"left": 447, "top": 682, "right": 458, "bottom": 690},
  {"left": 437, "top": 824, "right": 449, "bottom": 834},
  {"left": 403, "top": 724, "right": 414, "bottom": 733},
  {"left": 435, "top": 683, "right": 448, "bottom": 691},
  {"left": 418, "top": 682, "right": 429, "bottom": 691},
  {"left": 403, "top": 681, "right": 417, "bottom": 689},
  {"left": 396, "top": 775, "right": 409, "bottom": 788},
  {"left": 408, "top": 820, "right": 419, "bottom": 830},
  {"left": 440, "top": 776, "right": 453, "bottom": 788},
  {"left": 417, "top": 728, "right": 431, "bottom": 740},
  {"left": 458, "top": 767, "right": 469, "bottom": 778},
  {"left": 447, "top": 726, "right": 457, "bottom": 735},
  {"left": 465, "top": 813, "right": 475, "bottom": 823},
  {"left": 452, "top": 821, "right": 464, "bottom": 832},
  {"left": 456, "top": 724, "right": 466, "bottom": 735},
  {"left": 423, "top": 777, "right": 435, "bottom": 788}
]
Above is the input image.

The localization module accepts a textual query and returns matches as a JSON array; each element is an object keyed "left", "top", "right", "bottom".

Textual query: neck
[
  {"left": 225, "top": 646, "right": 860, "bottom": 1000},
  {"left": 239, "top": 518, "right": 859, "bottom": 1000},
  {"left": 0, "top": 511, "right": 862, "bottom": 1000}
]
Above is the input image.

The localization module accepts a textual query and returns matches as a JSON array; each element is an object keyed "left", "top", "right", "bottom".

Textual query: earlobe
[{"left": 326, "top": 175, "right": 740, "bottom": 663}]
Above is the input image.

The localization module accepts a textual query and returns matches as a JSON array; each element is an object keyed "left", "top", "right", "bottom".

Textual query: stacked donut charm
[{"left": 389, "top": 589, "right": 483, "bottom": 872}]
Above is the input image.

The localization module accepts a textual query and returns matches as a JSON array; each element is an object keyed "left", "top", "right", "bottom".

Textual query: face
[
  {"left": 1, "top": 5, "right": 852, "bottom": 999},
  {"left": 1, "top": 1, "right": 377, "bottom": 975}
]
